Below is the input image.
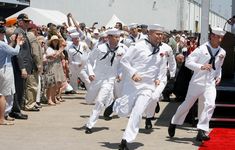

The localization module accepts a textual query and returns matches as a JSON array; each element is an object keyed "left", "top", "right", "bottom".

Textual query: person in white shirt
[
  {"left": 85, "top": 28, "right": 127, "bottom": 134},
  {"left": 168, "top": 27, "right": 226, "bottom": 142},
  {"left": 123, "top": 23, "right": 144, "bottom": 47},
  {"left": 93, "top": 31, "right": 108, "bottom": 48},
  {"left": 104, "top": 24, "right": 166, "bottom": 149},
  {"left": 91, "top": 29, "right": 100, "bottom": 48},
  {"left": 144, "top": 28, "right": 177, "bottom": 129},
  {"left": 0, "top": 23, "right": 23, "bottom": 123},
  {"left": 67, "top": 32, "right": 91, "bottom": 91}
]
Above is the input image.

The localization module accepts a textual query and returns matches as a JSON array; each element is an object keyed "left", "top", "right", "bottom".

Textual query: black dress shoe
[
  {"left": 9, "top": 112, "right": 28, "bottom": 120},
  {"left": 145, "top": 118, "right": 152, "bottom": 129},
  {"left": 103, "top": 101, "right": 114, "bottom": 119},
  {"left": 65, "top": 90, "right": 77, "bottom": 94},
  {"left": 168, "top": 123, "right": 176, "bottom": 137},
  {"left": 119, "top": 139, "right": 129, "bottom": 150},
  {"left": 162, "top": 94, "right": 171, "bottom": 102},
  {"left": 155, "top": 102, "right": 160, "bottom": 113},
  {"left": 104, "top": 116, "right": 112, "bottom": 121},
  {"left": 85, "top": 127, "right": 92, "bottom": 134},
  {"left": 70, "top": 90, "right": 77, "bottom": 94},
  {"left": 64, "top": 91, "right": 70, "bottom": 94},
  {"left": 196, "top": 129, "right": 210, "bottom": 141}
]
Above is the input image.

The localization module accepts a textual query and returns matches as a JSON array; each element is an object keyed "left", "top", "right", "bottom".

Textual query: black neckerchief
[
  {"left": 137, "top": 34, "right": 141, "bottom": 40},
  {"left": 206, "top": 45, "right": 220, "bottom": 70},
  {"left": 130, "top": 36, "right": 136, "bottom": 43},
  {"left": 100, "top": 43, "right": 119, "bottom": 66},
  {"left": 73, "top": 45, "right": 82, "bottom": 56},
  {"left": 145, "top": 39, "right": 162, "bottom": 56}
]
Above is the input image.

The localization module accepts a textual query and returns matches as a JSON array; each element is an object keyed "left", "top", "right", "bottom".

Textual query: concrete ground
[{"left": 0, "top": 90, "right": 202, "bottom": 150}]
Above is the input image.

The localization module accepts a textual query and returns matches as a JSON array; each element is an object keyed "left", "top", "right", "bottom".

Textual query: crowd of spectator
[{"left": 0, "top": 12, "right": 199, "bottom": 125}]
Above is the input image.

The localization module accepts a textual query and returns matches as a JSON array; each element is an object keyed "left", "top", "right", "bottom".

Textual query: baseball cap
[{"left": 17, "top": 13, "right": 31, "bottom": 21}]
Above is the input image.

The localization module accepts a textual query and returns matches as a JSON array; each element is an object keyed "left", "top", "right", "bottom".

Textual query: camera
[{"left": 0, "top": 25, "right": 6, "bottom": 33}]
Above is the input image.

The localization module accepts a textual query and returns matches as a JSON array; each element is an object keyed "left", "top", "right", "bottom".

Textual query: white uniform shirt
[
  {"left": 156, "top": 42, "right": 177, "bottom": 82},
  {"left": 87, "top": 42, "right": 127, "bottom": 81},
  {"left": 186, "top": 42, "right": 226, "bottom": 86},
  {"left": 120, "top": 39, "right": 164, "bottom": 91},
  {"left": 123, "top": 33, "right": 145, "bottom": 47},
  {"left": 67, "top": 42, "right": 90, "bottom": 70}
]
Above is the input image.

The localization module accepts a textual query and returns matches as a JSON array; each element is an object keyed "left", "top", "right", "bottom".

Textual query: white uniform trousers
[
  {"left": 85, "top": 80, "right": 102, "bottom": 104},
  {"left": 113, "top": 93, "right": 136, "bottom": 117},
  {"left": 145, "top": 82, "right": 166, "bottom": 118},
  {"left": 171, "top": 83, "right": 216, "bottom": 132},
  {"left": 70, "top": 65, "right": 81, "bottom": 92},
  {"left": 86, "top": 83, "right": 114, "bottom": 129},
  {"left": 78, "top": 69, "right": 90, "bottom": 90},
  {"left": 115, "top": 90, "right": 152, "bottom": 143},
  {"left": 36, "top": 75, "right": 41, "bottom": 103},
  {"left": 114, "top": 79, "right": 125, "bottom": 99}
]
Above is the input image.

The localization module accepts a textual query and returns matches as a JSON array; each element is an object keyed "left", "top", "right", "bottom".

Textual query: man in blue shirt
[{"left": 0, "top": 17, "right": 24, "bottom": 122}]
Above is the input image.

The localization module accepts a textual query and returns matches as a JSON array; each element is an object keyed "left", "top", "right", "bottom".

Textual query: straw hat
[{"left": 48, "top": 35, "right": 60, "bottom": 45}]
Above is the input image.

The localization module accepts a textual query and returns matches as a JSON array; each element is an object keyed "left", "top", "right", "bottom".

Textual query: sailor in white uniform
[
  {"left": 168, "top": 27, "right": 226, "bottom": 142},
  {"left": 104, "top": 24, "right": 166, "bottom": 149},
  {"left": 144, "top": 27, "right": 177, "bottom": 129},
  {"left": 85, "top": 28, "right": 127, "bottom": 134},
  {"left": 122, "top": 23, "right": 144, "bottom": 47},
  {"left": 67, "top": 32, "right": 90, "bottom": 92}
]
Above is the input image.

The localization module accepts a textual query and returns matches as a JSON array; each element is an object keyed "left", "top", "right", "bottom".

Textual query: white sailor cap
[
  {"left": 175, "top": 34, "right": 181, "bottom": 38},
  {"left": 211, "top": 27, "right": 226, "bottom": 36},
  {"left": 164, "top": 29, "right": 171, "bottom": 36},
  {"left": 128, "top": 23, "right": 138, "bottom": 29},
  {"left": 100, "top": 31, "right": 107, "bottom": 37},
  {"left": 106, "top": 28, "right": 121, "bottom": 36},
  {"left": 67, "top": 26, "right": 77, "bottom": 33},
  {"left": 70, "top": 32, "right": 80, "bottom": 39},
  {"left": 148, "top": 24, "right": 164, "bottom": 31}
]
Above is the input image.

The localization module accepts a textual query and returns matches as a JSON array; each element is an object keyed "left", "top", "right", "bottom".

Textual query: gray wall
[
  {"left": 31, "top": 0, "right": 180, "bottom": 30},
  {"left": 30, "top": 0, "right": 231, "bottom": 31}
]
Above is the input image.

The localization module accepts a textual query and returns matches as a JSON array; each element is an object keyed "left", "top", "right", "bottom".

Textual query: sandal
[
  {"left": 53, "top": 99, "right": 60, "bottom": 104},
  {"left": 0, "top": 122, "right": 14, "bottom": 125},
  {"left": 57, "top": 96, "right": 65, "bottom": 102},
  {"left": 48, "top": 101, "right": 56, "bottom": 106}
]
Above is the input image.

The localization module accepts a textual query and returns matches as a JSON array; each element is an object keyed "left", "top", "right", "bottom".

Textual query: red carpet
[{"left": 199, "top": 128, "right": 235, "bottom": 150}]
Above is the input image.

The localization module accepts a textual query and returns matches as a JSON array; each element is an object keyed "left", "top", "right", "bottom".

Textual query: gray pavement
[{"left": 0, "top": 90, "right": 201, "bottom": 150}]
